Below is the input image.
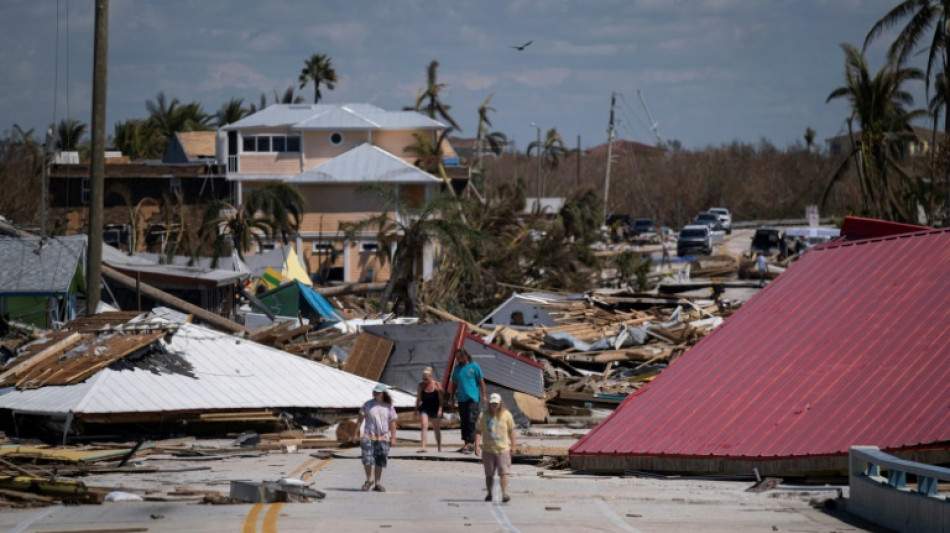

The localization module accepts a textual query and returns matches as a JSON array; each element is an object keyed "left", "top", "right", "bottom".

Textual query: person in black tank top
[{"left": 416, "top": 367, "right": 444, "bottom": 452}]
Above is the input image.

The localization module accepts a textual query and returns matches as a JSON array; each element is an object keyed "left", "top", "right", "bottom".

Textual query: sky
[{"left": 0, "top": 0, "right": 918, "bottom": 152}]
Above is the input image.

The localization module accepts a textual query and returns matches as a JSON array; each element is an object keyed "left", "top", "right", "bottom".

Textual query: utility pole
[
  {"left": 576, "top": 134, "right": 581, "bottom": 189},
  {"left": 531, "top": 122, "right": 541, "bottom": 202},
  {"left": 603, "top": 92, "right": 616, "bottom": 218},
  {"left": 87, "top": 0, "right": 109, "bottom": 315}
]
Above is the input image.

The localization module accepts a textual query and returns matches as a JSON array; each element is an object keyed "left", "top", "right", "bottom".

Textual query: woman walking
[
  {"left": 415, "top": 367, "right": 443, "bottom": 453},
  {"left": 354, "top": 383, "right": 398, "bottom": 492},
  {"left": 474, "top": 393, "right": 517, "bottom": 503}
]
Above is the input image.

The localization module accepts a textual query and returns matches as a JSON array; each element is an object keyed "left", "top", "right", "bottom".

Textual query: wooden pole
[{"left": 86, "top": 0, "right": 109, "bottom": 315}]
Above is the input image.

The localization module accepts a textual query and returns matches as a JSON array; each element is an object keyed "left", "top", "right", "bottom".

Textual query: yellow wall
[
  {"left": 239, "top": 153, "right": 301, "bottom": 174},
  {"left": 302, "top": 131, "right": 371, "bottom": 169},
  {"left": 376, "top": 130, "right": 426, "bottom": 162}
]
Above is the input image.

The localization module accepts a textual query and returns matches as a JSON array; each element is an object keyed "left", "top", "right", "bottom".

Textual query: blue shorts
[{"left": 360, "top": 437, "right": 391, "bottom": 468}]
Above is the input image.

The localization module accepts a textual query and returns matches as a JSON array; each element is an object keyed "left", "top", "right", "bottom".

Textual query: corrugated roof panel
[
  {"left": 572, "top": 224, "right": 950, "bottom": 460},
  {"left": 0, "top": 322, "right": 415, "bottom": 416}
]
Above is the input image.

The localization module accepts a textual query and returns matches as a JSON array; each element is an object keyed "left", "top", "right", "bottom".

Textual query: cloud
[
  {"left": 194, "top": 62, "right": 273, "bottom": 92},
  {"left": 302, "top": 21, "right": 370, "bottom": 48},
  {"left": 509, "top": 68, "right": 572, "bottom": 88},
  {"left": 447, "top": 71, "right": 497, "bottom": 91}
]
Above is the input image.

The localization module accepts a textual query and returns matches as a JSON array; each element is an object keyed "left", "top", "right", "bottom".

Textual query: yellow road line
[
  {"left": 242, "top": 503, "right": 265, "bottom": 533},
  {"left": 261, "top": 502, "right": 284, "bottom": 533},
  {"left": 241, "top": 456, "right": 333, "bottom": 532}
]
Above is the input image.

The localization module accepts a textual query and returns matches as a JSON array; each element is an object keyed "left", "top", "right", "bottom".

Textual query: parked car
[
  {"left": 631, "top": 218, "right": 656, "bottom": 236},
  {"left": 677, "top": 225, "right": 712, "bottom": 256},
  {"left": 691, "top": 212, "right": 724, "bottom": 232},
  {"left": 707, "top": 207, "right": 732, "bottom": 234},
  {"left": 750, "top": 226, "right": 786, "bottom": 257}
]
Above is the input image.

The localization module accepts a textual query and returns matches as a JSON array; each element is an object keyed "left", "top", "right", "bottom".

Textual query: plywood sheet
[{"left": 342, "top": 333, "right": 394, "bottom": 382}]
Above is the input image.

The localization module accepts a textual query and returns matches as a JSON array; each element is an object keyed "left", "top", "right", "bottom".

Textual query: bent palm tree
[
  {"left": 825, "top": 43, "right": 927, "bottom": 221},
  {"left": 405, "top": 60, "right": 460, "bottom": 131},
  {"left": 340, "top": 186, "right": 480, "bottom": 315},
  {"left": 215, "top": 98, "right": 250, "bottom": 127},
  {"left": 201, "top": 182, "right": 304, "bottom": 264},
  {"left": 298, "top": 53, "right": 338, "bottom": 104}
]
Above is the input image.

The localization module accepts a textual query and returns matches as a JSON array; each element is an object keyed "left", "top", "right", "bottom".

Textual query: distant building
[
  {"left": 217, "top": 103, "right": 465, "bottom": 285},
  {"left": 585, "top": 139, "right": 665, "bottom": 158},
  {"left": 826, "top": 126, "right": 945, "bottom": 157}
]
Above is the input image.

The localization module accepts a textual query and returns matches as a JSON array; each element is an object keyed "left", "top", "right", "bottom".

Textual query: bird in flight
[{"left": 509, "top": 40, "right": 532, "bottom": 51}]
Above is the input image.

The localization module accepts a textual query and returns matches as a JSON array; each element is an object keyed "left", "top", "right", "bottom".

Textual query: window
[
  {"left": 360, "top": 242, "right": 379, "bottom": 253},
  {"left": 81, "top": 179, "right": 90, "bottom": 205},
  {"left": 256, "top": 136, "right": 271, "bottom": 152},
  {"left": 312, "top": 242, "right": 334, "bottom": 254},
  {"left": 241, "top": 135, "right": 302, "bottom": 153},
  {"left": 169, "top": 177, "right": 182, "bottom": 196},
  {"left": 329, "top": 131, "right": 344, "bottom": 145}
]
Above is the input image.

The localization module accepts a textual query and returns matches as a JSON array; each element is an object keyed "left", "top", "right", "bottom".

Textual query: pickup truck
[
  {"left": 708, "top": 207, "right": 732, "bottom": 234},
  {"left": 677, "top": 225, "right": 712, "bottom": 257}
]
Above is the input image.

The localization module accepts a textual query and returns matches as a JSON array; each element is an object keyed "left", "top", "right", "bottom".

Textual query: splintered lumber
[
  {"left": 0, "top": 476, "right": 91, "bottom": 500},
  {"left": 15, "top": 331, "right": 165, "bottom": 389},
  {"left": 0, "top": 333, "right": 83, "bottom": 386}
]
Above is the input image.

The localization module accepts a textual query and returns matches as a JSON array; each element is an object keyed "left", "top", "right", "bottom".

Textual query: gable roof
[
  {"left": 0, "top": 236, "right": 86, "bottom": 296},
  {"left": 290, "top": 143, "right": 441, "bottom": 184},
  {"left": 175, "top": 131, "right": 216, "bottom": 160},
  {"left": 223, "top": 103, "right": 445, "bottom": 131},
  {"left": 570, "top": 217, "right": 950, "bottom": 475}
]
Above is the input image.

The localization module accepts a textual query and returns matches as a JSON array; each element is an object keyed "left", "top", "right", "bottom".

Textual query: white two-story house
[{"left": 216, "top": 103, "right": 460, "bottom": 285}]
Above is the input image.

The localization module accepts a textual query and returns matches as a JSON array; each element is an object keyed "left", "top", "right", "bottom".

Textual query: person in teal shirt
[{"left": 448, "top": 348, "right": 486, "bottom": 453}]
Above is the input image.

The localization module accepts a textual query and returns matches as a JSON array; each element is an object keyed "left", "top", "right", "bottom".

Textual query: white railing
[{"left": 849, "top": 445, "right": 950, "bottom": 533}]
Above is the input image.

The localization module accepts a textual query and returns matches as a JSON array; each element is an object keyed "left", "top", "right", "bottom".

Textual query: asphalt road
[{"left": 0, "top": 431, "right": 890, "bottom": 533}]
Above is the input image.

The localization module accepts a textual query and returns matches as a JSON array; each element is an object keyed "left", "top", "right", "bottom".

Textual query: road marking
[
  {"left": 242, "top": 503, "right": 265, "bottom": 533},
  {"left": 9, "top": 507, "right": 55, "bottom": 533},
  {"left": 489, "top": 502, "right": 521, "bottom": 533},
  {"left": 595, "top": 498, "right": 643, "bottom": 533},
  {"left": 242, "top": 456, "right": 333, "bottom": 531},
  {"left": 262, "top": 502, "right": 284, "bottom": 533}
]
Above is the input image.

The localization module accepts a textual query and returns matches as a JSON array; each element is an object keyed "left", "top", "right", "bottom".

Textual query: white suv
[{"left": 708, "top": 207, "right": 732, "bottom": 234}]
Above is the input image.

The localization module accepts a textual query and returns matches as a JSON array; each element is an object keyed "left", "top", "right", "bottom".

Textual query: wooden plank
[
  {"left": 342, "top": 332, "right": 393, "bottom": 381},
  {"left": 0, "top": 333, "right": 83, "bottom": 386}
]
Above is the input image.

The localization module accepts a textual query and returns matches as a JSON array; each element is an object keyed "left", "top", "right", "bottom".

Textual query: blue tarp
[{"left": 298, "top": 282, "right": 343, "bottom": 322}]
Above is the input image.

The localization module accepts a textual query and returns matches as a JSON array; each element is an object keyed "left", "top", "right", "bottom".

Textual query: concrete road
[{"left": 0, "top": 442, "right": 890, "bottom": 533}]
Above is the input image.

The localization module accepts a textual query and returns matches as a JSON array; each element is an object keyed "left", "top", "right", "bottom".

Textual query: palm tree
[
  {"left": 275, "top": 85, "right": 305, "bottom": 104},
  {"left": 825, "top": 43, "right": 927, "bottom": 221},
  {"left": 339, "top": 185, "right": 480, "bottom": 315},
  {"left": 803, "top": 127, "right": 816, "bottom": 152},
  {"left": 405, "top": 60, "right": 460, "bottom": 130},
  {"left": 865, "top": 1, "right": 949, "bottom": 128},
  {"left": 112, "top": 119, "right": 162, "bottom": 160},
  {"left": 146, "top": 91, "right": 212, "bottom": 140},
  {"left": 56, "top": 119, "right": 87, "bottom": 151},
  {"left": 298, "top": 53, "right": 338, "bottom": 104},
  {"left": 215, "top": 98, "right": 250, "bottom": 127},
  {"left": 200, "top": 182, "right": 304, "bottom": 263},
  {"left": 527, "top": 127, "right": 569, "bottom": 169}
]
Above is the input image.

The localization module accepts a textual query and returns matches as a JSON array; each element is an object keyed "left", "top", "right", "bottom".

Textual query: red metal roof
[{"left": 571, "top": 219, "right": 950, "bottom": 462}]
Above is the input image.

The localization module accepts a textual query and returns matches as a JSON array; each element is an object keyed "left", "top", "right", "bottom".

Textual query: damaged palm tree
[
  {"left": 200, "top": 182, "right": 304, "bottom": 265},
  {"left": 340, "top": 185, "right": 480, "bottom": 316}
]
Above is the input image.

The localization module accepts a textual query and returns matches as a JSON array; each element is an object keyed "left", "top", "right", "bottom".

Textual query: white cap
[{"left": 489, "top": 393, "right": 502, "bottom": 404}]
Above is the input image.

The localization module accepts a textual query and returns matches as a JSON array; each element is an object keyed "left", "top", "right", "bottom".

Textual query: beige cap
[
  {"left": 422, "top": 367, "right": 433, "bottom": 375},
  {"left": 489, "top": 393, "right": 502, "bottom": 404}
]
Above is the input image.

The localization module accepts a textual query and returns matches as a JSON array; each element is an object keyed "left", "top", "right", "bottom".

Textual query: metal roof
[
  {"left": 102, "top": 244, "right": 248, "bottom": 286},
  {"left": 0, "top": 321, "right": 415, "bottom": 416},
  {"left": 0, "top": 236, "right": 85, "bottom": 295},
  {"left": 571, "top": 220, "right": 950, "bottom": 464},
  {"left": 290, "top": 143, "right": 441, "bottom": 184},
  {"left": 478, "top": 292, "right": 588, "bottom": 329},
  {"left": 223, "top": 103, "right": 444, "bottom": 131}
]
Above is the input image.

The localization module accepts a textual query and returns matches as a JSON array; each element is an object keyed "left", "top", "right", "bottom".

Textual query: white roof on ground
[
  {"left": 223, "top": 103, "right": 444, "bottom": 131},
  {"left": 0, "top": 321, "right": 415, "bottom": 416}
]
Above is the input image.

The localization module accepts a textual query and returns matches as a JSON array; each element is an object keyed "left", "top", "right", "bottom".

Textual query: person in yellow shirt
[{"left": 474, "top": 393, "right": 516, "bottom": 503}]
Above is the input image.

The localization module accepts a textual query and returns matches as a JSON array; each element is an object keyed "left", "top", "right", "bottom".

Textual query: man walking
[{"left": 448, "top": 348, "right": 486, "bottom": 454}]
